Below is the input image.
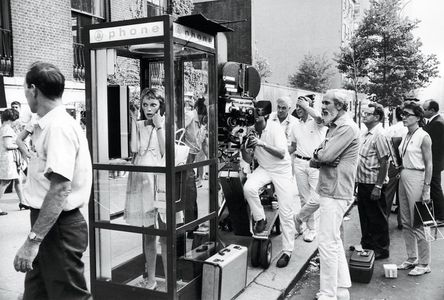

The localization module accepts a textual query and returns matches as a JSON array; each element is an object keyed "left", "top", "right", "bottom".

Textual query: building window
[
  {"left": 147, "top": 0, "right": 167, "bottom": 17},
  {"left": 0, "top": 0, "right": 12, "bottom": 76},
  {"left": 71, "top": 0, "right": 108, "bottom": 81}
]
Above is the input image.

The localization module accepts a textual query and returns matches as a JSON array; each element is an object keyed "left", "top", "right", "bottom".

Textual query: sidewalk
[{"left": 0, "top": 190, "right": 321, "bottom": 300}]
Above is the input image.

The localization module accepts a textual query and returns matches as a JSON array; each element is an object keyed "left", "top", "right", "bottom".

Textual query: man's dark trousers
[
  {"left": 23, "top": 209, "right": 91, "bottom": 300},
  {"left": 357, "top": 183, "right": 390, "bottom": 255},
  {"left": 431, "top": 171, "right": 444, "bottom": 220}
]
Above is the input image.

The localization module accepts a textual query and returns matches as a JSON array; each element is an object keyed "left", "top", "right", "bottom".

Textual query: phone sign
[{"left": 90, "top": 21, "right": 164, "bottom": 43}]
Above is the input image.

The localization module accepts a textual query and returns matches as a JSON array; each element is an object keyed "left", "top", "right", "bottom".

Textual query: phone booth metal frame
[{"left": 83, "top": 15, "right": 228, "bottom": 300}]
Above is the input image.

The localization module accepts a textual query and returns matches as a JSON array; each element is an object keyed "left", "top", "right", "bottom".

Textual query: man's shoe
[
  {"left": 303, "top": 230, "right": 316, "bottom": 242},
  {"left": 408, "top": 265, "right": 431, "bottom": 276},
  {"left": 0, "top": 211, "right": 7, "bottom": 216},
  {"left": 375, "top": 250, "right": 389, "bottom": 260},
  {"left": 254, "top": 219, "right": 267, "bottom": 234},
  {"left": 294, "top": 215, "right": 303, "bottom": 234},
  {"left": 276, "top": 253, "right": 290, "bottom": 268}
]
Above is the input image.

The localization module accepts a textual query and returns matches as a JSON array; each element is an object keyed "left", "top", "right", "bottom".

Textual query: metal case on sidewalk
[
  {"left": 349, "top": 249, "right": 375, "bottom": 283},
  {"left": 201, "top": 244, "right": 248, "bottom": 300}
]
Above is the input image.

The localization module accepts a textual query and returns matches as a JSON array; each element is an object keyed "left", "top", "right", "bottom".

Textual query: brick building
[{"left": 0, "top": 0, "right": 168, "bottom": 111}]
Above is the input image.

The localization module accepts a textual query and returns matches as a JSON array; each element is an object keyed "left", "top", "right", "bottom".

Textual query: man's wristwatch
[
  {"left": 28, "top": 232, "right": 43, "bottom": 243},
  {"left": 375, "top": 184, "right": 382, "bottom": 189}
]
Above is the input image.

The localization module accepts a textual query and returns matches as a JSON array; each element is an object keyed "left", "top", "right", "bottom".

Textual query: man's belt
[{"left": 295, "top": 154, "right": 311, "bottom": 161}]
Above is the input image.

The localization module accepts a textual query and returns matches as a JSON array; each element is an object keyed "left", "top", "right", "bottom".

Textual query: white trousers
[
  {"left": 244, "top": 166, "right": 299, "bottom": 253},
  {"left": 398, "top": 169, "right": 431, "bottom": 265},
  {"left": 293, "top": 158, "right": 320, "bottom": 230},
  {"left": 318, "top": 196, "right": 351, "bottom": 299}
]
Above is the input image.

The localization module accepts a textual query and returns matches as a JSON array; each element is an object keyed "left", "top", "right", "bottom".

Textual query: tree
[
  {"left": 288, "top": 54, "right": 333, "bottom": 92},
  {"left": 253, "top": 48, "right": 272, "bottom": 80},
  {"left": 336, "top": 0, "right": 440, "bottom": 107}
]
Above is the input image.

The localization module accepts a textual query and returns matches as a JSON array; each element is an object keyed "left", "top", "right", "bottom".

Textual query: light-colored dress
[
  {"left": 0, "top": 124, "right": 19, "bottom": 180},
  {"left": 124, "top": 121, "right": 162, "bottom": 227}
]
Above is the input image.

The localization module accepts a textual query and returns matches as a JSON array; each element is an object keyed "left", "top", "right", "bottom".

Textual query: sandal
[
  {"left": 408, "top": 265, "right": 431, "bottom": 276},
  {"left": 397, "top": 260, "right": 418, "bottom": 270}
]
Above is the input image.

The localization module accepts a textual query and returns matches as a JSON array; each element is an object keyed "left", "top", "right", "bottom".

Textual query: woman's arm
[
  {"left": 130, "top": 117, "right": 138, "bottom": 154},
  {"left": 3, "top": 136, "right": 18, "bottom": 150},
  {"left": 421, "top": 134, "right": 433, "bottom": 203},
  {"left": 16, "top": 129, "right": 32, "bottom": 158}
]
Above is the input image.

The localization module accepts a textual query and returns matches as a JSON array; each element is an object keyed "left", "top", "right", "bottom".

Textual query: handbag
[{"left": 413, "top": 201, "right": 435, "bottom": 228}]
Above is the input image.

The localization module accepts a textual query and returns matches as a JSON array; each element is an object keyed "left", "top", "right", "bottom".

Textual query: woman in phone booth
[{"left": 125, "top": 87, "right": 166, "bottom": 290}]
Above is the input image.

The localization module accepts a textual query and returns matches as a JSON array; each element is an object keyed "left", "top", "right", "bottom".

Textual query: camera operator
[{"left": 242, "top": 101, "right": 297, "bottom": 268}]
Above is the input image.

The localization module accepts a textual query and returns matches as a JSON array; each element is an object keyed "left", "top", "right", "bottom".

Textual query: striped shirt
[{"left": 356, "top": 123, "right": 390, "bottom": 184}]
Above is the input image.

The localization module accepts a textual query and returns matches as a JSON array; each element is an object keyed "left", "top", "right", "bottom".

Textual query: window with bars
[
  {"left": 147, "top": 0, "right": 167, "bottom": 17},
  {"left": 0, "top": 0, "right": 12, "bottom": 76},
  {"left": 72, "top": 0, "right": 108, "bottom": 81}
]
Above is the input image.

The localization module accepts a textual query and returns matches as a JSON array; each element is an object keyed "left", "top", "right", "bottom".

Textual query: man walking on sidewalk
[
  {"left": 356, "top": 103, "right": 390, "bottom": 260},
  {"left": 309, "top": 89, "right": 360, "bottom": 300},
  {"left": 13, "top": 62, "right": 92, "bottom": 300}
]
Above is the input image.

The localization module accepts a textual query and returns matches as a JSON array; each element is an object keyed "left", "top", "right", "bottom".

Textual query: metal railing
[
  {"left": 73, "top": 42, "right": 85, "bottom": 81},
  {"left": 0, "top": 28, "right": 12, "bottom": 76}
]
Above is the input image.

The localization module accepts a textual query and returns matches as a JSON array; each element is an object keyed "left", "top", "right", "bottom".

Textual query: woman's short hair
[
  {"left": 1, "top": 108, "right": 19, "bottom": 123},
  {"left": 25, "top": 62, "right": 65, "bottom": 100},
  {"left": 139, "top": 87, "right": 165, "bottom": 119},
  {"left": 403, "top": 101, "right": 424, "bottom": 118}
]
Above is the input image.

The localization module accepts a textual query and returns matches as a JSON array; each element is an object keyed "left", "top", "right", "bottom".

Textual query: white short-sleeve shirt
[
  {"left": 24, "top": 106, "right": 92, "bottom": 210},
  {"left": 290, "top": 117, "right": 327, "bottom": 158},
  {"left": 253, "top": 121, "right": 292, "bottom": 173}
]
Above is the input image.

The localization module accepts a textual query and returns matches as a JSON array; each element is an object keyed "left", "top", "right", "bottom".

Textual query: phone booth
[{"left": 83, "top": 15, "right": 230, "bottom": 300}]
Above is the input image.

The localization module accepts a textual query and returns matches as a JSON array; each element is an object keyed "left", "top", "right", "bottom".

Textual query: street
[{"left": 287, "top": 204, "right": 444, "bottom": 300}]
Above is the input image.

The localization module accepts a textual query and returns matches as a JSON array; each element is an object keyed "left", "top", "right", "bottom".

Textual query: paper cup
[{"left": 383, "top": 264, "right": 397, "bottom": 278}]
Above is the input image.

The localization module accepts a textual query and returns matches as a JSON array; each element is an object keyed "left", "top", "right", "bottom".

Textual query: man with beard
[
  {"left": 242, "top": 101, "right": 297, "bottom": 268},
  {"left": 356, "top": 103, "right": 390, "bottom": 260},
  {"left": 310, "top": 89, "right": 360, "bottom": 300}
]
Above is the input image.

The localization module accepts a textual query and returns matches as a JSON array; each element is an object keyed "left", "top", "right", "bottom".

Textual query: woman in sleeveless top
[
  {"left": 396, "top": 101, "right": 433, "bottom": 276},
  {"left": 124, "top": 87, "right": 166, "bottom": 290}
]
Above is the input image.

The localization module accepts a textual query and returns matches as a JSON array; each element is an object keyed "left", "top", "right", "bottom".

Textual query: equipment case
[
  {"left": 349, "top": 249, "right": 375, "bottom": 283},
  {"left": 201, "top": 244, "right": 248, "bottom": 300}
]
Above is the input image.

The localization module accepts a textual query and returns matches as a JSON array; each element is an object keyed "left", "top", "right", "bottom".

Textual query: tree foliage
[
  {"left": 336, "top": 0, "right": 440, "bottom": 107},
  {"left": 288, "top": 54, "right": 333, "bottom": 92},
  {"left": 253, "top": 48, "right": 272, "bottom": 80},
  {"left": 171, "top": 0, "right": 194, "bottom": 16}
]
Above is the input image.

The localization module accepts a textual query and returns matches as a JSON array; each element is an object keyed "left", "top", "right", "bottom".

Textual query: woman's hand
[
  {"left": 422, "top": 184, "right": 431, "bottom": 204},
  {"left": 152, "top": 113, "right": 164, "bottom": 129}
]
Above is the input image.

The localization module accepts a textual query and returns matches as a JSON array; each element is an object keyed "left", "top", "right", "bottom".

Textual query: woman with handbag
[
  {"left": 0, "top": 109, "right": 28, "bottom": 215},
  {"left": 397, "top": 101, "right": 433, "bottom": 276},
  {"left": 124, "top": 87, "right": 166, "bottom": 290}
]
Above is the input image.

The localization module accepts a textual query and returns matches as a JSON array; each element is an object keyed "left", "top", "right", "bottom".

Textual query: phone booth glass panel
[{"left": 84, "top": 15, "right": 219, "bottom": 300}]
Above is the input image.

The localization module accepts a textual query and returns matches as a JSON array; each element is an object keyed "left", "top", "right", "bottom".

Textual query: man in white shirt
[
  {"left": 269, "top": 96, "right": 298, "bottom": 144},
  {"left": 13, "top": 62, "right": 92, "bottom": 300},
  {"left": 242, "top": 101, "right": 297, "bottom": 268},
  {"left": 289, "top": 96, "right": 327, "bottom": 242}
]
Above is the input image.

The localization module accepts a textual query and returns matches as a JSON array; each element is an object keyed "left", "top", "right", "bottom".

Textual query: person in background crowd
[
  {"left": 13, "top": 62, "right": 92, "bottom": 299},
  {"left": 270, "top": 96, "right": 298, "bottom": 144},
  {"left": 396, "top": 101, "right": 433, "bottom": 276},
  {"left": 242, "top": 101, "right": 297, "bottom": 268},
  {"left": 356, "top": 102, "right": 390, "bottom": 260},
  {"left": 385, "top": 107, "right": 407, "bottom": 229},
  {"left": 194, "top": 97, "right": 209, "bottom": 188},
  {"left": 290, "top": 95, "right": 326, "bottom": 243},
  {"left": 422, "top": 99, "right": 444, "bottom": 223},
  {"left": 0, "top": 108, "right": 27, "bottom": 214},
  {"left": 309, "top": 89, "right": 360, "bottom": 300}
]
